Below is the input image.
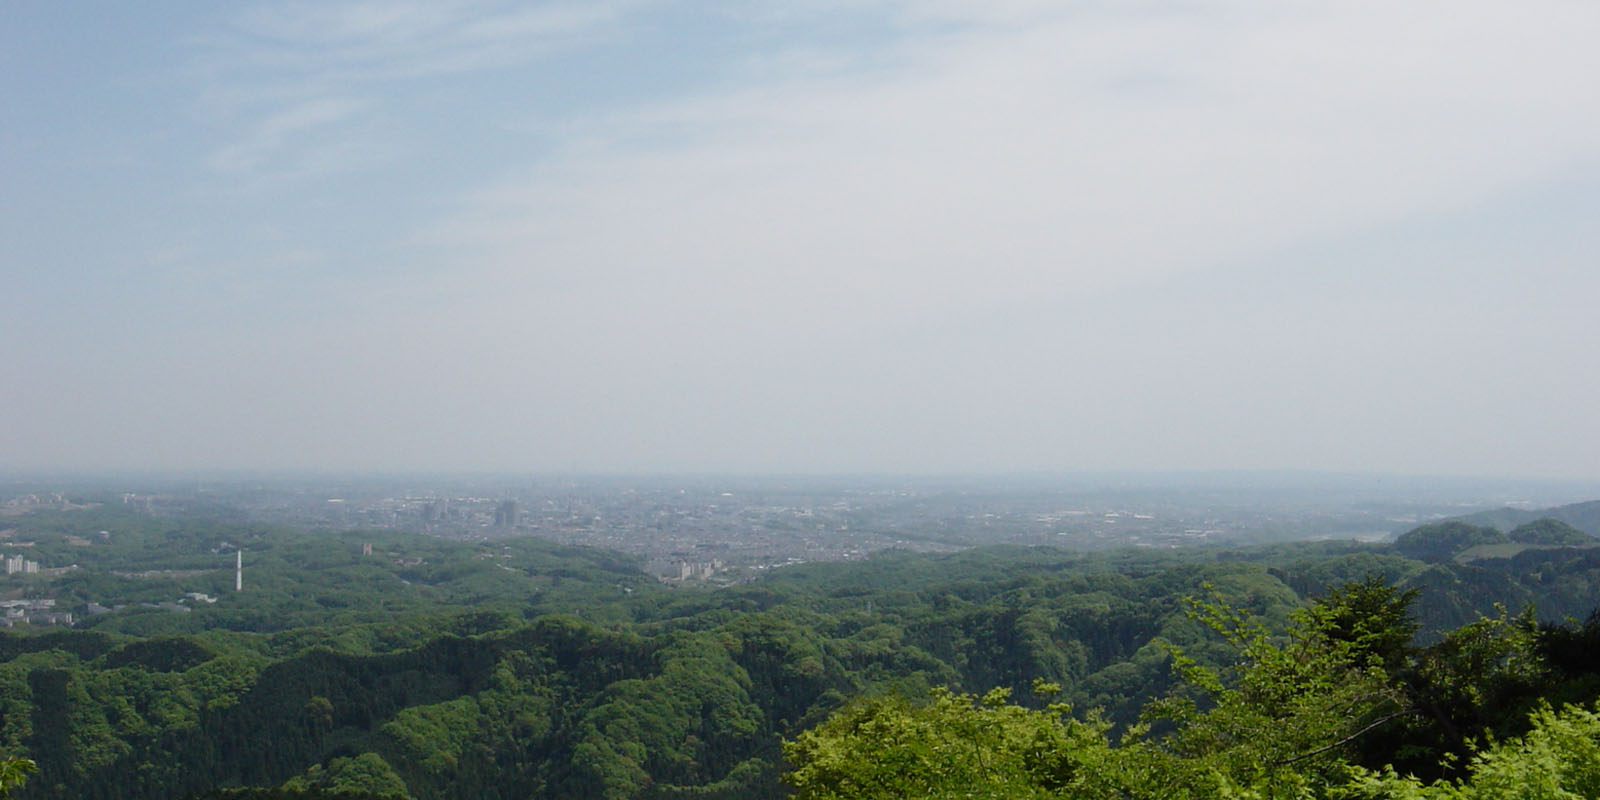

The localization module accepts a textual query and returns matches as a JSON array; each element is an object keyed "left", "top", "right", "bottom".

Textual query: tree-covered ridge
[
  {"left": 1390, "top": 516, "right": 1600, "bottom": 575},
  {"left": 1448, "top": 499, "right": 1600, "bottom": 538},
  {"left": 3, "top": 506, "right": 1600, "bottom": 797},
  {"left": 1393, "top": 522, "right": 1508, "bottom": 562},
  {"left": 1507, "top": 517, "right": 1596, "bottom": 546},
  {"left": 2, "top": 506, "right": 657, "bottom": 638},
  {"left": 785, "top": 581, "right": 1600, "bottom": 799}
]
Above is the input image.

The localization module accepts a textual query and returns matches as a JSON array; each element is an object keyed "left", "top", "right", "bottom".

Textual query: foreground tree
[
  {"left": 0, "top": 757, "right": 35, "bottom": 800},
  {"left": 784, "top": 683, "right": 1132, "bottom": 800},
  {"left": 1341, "top": 701, "right": 1600, "bottom": 799},
  {"left": 784, "top": 578, "right": 1600, "bottom": 799}
]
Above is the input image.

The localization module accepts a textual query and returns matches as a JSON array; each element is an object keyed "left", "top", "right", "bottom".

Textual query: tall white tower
[{"left": 235, "top": 549, "right": 243, "bottom": 592}]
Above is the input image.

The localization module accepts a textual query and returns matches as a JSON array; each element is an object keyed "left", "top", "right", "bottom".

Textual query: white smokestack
[{"left": 235, "top": 549, "right": 242, "bottom": 592}]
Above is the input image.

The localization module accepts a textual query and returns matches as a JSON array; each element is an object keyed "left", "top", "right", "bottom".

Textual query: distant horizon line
[{"left": 3, "top": 466, "right": 1600, "bottom": 487}]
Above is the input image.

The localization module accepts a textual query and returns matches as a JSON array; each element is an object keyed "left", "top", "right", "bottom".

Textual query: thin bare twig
[{"left": 1271, "top": 710, "right": 1423, "bottom": 766}]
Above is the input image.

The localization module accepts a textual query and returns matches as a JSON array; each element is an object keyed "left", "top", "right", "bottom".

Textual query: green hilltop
[{"left": 1447, "top": 498, "right": 1600, "bottom": 536}]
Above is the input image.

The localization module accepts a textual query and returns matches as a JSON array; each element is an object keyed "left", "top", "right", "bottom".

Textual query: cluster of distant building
[
  {"left": 0, "top": 598, "right": 70, "bottom": 627},
  {"left": 1, "top": 492, "right": 69, "bottom": 510},
  {"left": 4, "top": 554, "right": 40, "bottom": 574},
  {"left": 86, "top": 592, "right": 218, "bottom": 618},
  {"left": 647, "top": 558, "right": 726, "bottom": 582},
  {"left": 493, "top": 500, "right": 520, "bottom": 527}
]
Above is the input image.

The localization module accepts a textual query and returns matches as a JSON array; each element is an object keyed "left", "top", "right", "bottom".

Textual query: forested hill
[
  {"left": 1445, "top": 498, "right": 1600, "bottom": 536},
  {"left": 0, "top": 506, "right": 1599, "bottom": 798},
  {"left": 4, "top": 505, "right": 657, "bottom": 636}
]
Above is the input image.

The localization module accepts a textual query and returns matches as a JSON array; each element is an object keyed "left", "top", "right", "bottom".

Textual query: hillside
[
  {"left": 1449, "top": 499, "right": 1600, "bottom": 536},
  {"left": 1, "top": 507, "right": 1600, "bottom": 797},
  {"left": 1392, "top": 521, "right": 1506, "bottom": 562},
  {"left": 1507, "top": 517, "right": 1597, "bottom": 545}
]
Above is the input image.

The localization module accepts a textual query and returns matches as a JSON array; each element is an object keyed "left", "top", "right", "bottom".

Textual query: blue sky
[{"left": 4, "top": 1, "right": 1599, "bottom": 477}]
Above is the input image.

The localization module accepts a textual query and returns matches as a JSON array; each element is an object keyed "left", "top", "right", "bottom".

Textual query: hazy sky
[{"left": 4, "top": 1, "right": 1599, "bottom": 477}]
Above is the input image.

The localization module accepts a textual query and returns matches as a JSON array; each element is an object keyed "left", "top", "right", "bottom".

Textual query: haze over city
[{"left": 5, "top": 1, "right": 1599, "bottom": 478}]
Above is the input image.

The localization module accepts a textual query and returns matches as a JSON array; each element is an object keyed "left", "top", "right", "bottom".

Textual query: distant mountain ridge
[
  {"left": 1393, "top": 521, "right": 1507, "bottom": 562},
  {"left": 1392, "top": 504, "right": 1600, "bottom": 564},
  {"left": 1506, "top": 518, "right": 1595, "bottom": 546},
  {"left": 1447, "top": 499, "right": 1600, "bottom": 536}
]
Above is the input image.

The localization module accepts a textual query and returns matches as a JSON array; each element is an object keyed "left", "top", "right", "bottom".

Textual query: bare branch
[{"left": 1271, "top": 710, "right": 1423, "bottom": 766}]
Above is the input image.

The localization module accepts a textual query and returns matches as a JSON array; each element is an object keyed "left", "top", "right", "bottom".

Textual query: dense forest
[{"left": 0, "top": 504, "right": 1599, "bottom": 798}]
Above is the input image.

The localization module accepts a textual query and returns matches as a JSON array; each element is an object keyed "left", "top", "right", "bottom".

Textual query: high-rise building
[{"left": 494, "top": 500, "right": 519, "bottom": 527}]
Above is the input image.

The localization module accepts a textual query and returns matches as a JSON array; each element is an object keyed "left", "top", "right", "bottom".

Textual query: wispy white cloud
[
  {"left": 427, "top": 0, "right": 1600, "bottom": 320},
  {"left": 194, "top": 0, "right": 626, "bottom": 183},
  {"left": 207, "top": 95, "right": 369, "bottom": 173},
  {"left": 219, "top": 0, "right": 624, "bottom": 81},
  {"left": 370, "top": 0, "right": 1600, "bottom": 473}
]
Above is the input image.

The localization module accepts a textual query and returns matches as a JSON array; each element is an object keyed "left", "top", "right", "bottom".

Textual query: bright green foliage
[
  {"left": 381, "top": 696, "right": 482, "bottom": 775},
  {"left": 1357, "top": 605, "right": 1554, "bottom": 780},
  {"left": 282, "top": 753, "right": 411, "bottom": 799},
  {"left": 1464, "top": 703, "right": 1600, "bottom": 799},
  {"left": 784, "top": 687, "right": 1119, "bottom": 800},
  {"left": 1138, "top": 582, "right": 1413, "bottom": 794},
  {"left": 784, "top": 579, "right": 1571, "bottom": 800},
  {"left": 0, "top": 757, "right": 35, "bottom": 799},
  {"left": 1342, "top": 702, "right": 1600, "bottom": 799},
  {"left": 1297, "top": 576, "right": 1419, "bottom": 669}
]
